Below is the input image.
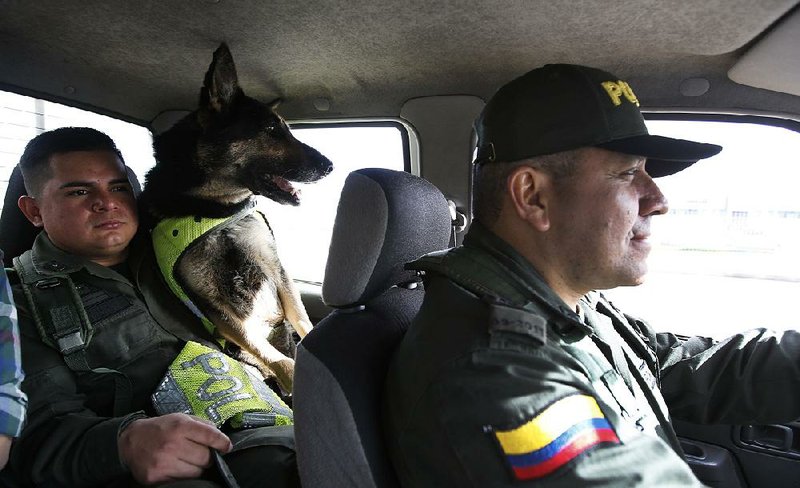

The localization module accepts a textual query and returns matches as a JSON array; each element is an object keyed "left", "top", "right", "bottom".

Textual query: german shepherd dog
[{"left": 140, "top": 43, "right": 333, "bottom": 393}]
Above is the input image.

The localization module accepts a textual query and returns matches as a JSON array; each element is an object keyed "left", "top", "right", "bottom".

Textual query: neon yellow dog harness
[
  {"left": 151, "top": 206, "right": 255, "bottom": 340},
  {"left": 152, "top": 341, "right": 293, "bottom": 428},
  {"left": 149, "top": 206, "right": 292, "bottom": 428}
]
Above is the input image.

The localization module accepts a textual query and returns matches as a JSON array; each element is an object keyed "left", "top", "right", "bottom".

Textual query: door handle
[{"left": 739, "top": 424, "right": 796, "bottom": 454}]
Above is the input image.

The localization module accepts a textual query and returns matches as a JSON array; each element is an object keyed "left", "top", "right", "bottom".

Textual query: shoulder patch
[
  {"left": 489, "top": 303, "right": 547, "bottom": 345},
  {"left": 493, "top": 394, "right": 620, "bottom": 481}
]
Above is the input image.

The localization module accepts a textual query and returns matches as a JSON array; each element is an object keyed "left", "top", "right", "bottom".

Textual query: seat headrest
[
  {"left": 322, "top": 168, "right": 452, "bottom": 308},
  {"left": 0, "top": 164, "right": 142, "bottom": 267}
]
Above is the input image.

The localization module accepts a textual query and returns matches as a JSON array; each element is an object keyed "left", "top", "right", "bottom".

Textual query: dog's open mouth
[{"left": 271, "top": 175, "right": 301, "bottom": 203}]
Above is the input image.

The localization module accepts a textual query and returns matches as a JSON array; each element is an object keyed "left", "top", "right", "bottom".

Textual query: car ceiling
[{"left": 1, "top": 0, "right": 800, "bottom": 126}]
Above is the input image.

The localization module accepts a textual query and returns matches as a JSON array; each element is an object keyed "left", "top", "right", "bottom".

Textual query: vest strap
[{"left": 13, "top": 252, "right": 133, "bottom": 415}]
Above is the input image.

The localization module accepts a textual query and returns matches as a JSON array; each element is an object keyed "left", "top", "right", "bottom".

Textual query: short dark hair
[
  {"left": 19, "top": 127, "right": 125, "bottom": 197},
  {"left": 472, "top": 149, "right": 582, "bottom": 225}
]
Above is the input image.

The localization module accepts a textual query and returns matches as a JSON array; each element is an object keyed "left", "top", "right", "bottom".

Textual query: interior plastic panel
[{"left": 676, "top": 419, "right": 800, "bottom": 487}]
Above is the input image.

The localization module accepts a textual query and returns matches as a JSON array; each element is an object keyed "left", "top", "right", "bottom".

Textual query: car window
[
  {"left": 1, "top": 90, "right": 407, "bottom": 284},
  {"left": 0, "top": 90, "right": 156, "bottom": 212},
  {"left": 603, "top": 119, "right": 800, "bottom": 339},
  {"left": 262, "top": 124, "right": 407, "bottom": 284}
]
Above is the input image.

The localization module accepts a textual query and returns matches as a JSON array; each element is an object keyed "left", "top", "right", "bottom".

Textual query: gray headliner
[{"left": 2, "top": 0, "right": 800, "bottom": 125}]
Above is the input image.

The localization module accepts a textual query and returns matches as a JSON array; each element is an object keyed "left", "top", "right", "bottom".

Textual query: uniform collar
[
  {"left": 581, "top": 291, "right": 632, "bottom": 328},
  {"left": 29, "top": 231, "right": 138, "bottom": 285},
  {"left": 463, "top": 221, "right": 588, "bottom": 335}
]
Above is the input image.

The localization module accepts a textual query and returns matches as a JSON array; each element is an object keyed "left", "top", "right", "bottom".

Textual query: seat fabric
[{"left": 294, "top": 168, "right": 452, "bottom": 488}]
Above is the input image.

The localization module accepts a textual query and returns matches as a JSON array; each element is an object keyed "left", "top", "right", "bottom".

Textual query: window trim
[
  {"left": 643, "top": 110, "right": 800, "bottom": 134},
  {"left": 0, "top": 83, "right": 150, "bottom": 127},
  {"left": 288, "top": 118, "right": 418, "bottom": 175}
]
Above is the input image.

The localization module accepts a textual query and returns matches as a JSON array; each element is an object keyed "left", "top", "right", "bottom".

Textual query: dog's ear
[{"left": 199, "top": 43, "right": 240, "bottom": 119}]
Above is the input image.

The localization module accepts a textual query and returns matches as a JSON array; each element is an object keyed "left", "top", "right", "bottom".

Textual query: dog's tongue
[{"left": 272, "top": 176, "right": 300, "bottom": 198}]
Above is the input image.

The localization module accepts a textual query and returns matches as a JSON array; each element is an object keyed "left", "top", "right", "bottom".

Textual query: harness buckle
[
  {"left": 56, "top": 331, "right": 86, "bottom": 354},
  {"left": 35, "top": 277, "right": 62, "bottom": 289}
]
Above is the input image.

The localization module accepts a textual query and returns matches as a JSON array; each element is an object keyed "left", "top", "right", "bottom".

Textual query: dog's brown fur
[{"left": 140, "top": 44, "right": 333, "bottom": 392}]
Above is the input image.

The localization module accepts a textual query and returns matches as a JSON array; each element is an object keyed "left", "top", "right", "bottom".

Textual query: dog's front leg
[
  {"left": 220, "top": 319, "right": 295, "bottom": 394},
  {"left": 277, "top": 272, "right": 313, "bottom": 338}
]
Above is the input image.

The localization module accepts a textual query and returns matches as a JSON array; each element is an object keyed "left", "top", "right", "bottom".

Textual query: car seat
[
  {"left": 0, "top": 164, "right": 142, "bottom": 267},
  {"left": 293, "top": 168, "right": 453, "bottom": 488}
]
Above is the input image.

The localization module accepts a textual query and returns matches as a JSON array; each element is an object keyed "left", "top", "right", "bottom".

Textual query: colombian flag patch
[{"left": 494, "top": 394, "right": 620, "bottom": 480}]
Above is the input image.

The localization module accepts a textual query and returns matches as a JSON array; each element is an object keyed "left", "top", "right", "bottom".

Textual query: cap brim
[{"left": 597, "top": 135, "right": 722, "bottom": 177}]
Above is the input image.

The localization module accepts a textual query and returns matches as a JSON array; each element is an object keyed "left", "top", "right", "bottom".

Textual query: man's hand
[
  {"left": 118, "top": 413, "right": 232, "bottom": 485},
  {"left": 0, "top": 434, "right": 12, "bottom": 471}
]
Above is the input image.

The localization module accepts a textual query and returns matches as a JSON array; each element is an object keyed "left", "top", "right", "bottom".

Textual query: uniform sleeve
[
  {"left": 422, "top": 345, "right": 704, "bottom": 487},
  {"left": 653, "top": 327, "right": 800, "bottom": 424},
  {"left": 9, "top": 287, "right": 133, "bottom": 486},
  {"left": 0, "top": 266, "right": 27, "bottom": 438}
]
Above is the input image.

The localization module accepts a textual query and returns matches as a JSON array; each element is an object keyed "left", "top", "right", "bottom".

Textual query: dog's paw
[{"left": 271, "top": 358, "right": 295, "bottom": 394}]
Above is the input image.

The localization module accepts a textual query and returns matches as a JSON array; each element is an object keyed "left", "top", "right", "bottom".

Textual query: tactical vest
[
  {"left": 11, "top": 245, "right": 292, "bottom": 430},
  {"left": 408, "top": 246, "right": 683, "bottom": 456},
  {"left": 12, "top": 251, "right": 135, "bottom": 415}
]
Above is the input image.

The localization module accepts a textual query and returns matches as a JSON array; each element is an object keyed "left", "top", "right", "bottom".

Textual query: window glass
[
  {"left": 261, "top": 125, "right": 406, "bottom": 284},
  {"left": 604, "top": 120, "right": 800, "bottom": 339},
  {"left": 0, "top": 90, "right": 155, "bottom": 213}
]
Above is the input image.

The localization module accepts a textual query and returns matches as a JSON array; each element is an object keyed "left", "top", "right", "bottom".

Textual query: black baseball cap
[{"left": 475, "top": 64, "right": 722, "bottom": 177}]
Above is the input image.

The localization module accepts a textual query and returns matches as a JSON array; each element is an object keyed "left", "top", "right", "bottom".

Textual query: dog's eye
[{"left": 265, "top": 125, "right": 284, "bottom": 139}]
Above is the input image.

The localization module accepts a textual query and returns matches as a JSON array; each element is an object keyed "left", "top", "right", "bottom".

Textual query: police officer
[
  {"left": 3, "top": 127, "right": 298, "bottom": 487},
  {"left": 383, "top": 64, "right": 800, "bottom": 486}
]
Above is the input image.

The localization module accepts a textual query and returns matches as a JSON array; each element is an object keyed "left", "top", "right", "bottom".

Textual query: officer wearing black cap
[{"left": 383, "top": 64, "right": 800, "bottom": 486}]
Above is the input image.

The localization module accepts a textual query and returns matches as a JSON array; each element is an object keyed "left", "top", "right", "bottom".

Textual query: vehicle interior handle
[
  {"left": 679, "top": 438, "right": 746, "bottom": 488},
  {"left": 740, "top": 424, "right": 794, "bottom": 452}
]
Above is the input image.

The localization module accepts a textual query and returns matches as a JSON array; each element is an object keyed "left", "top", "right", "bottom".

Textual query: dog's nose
[{"left": 324, "top": 162, "right": 334, "bottom": 175}]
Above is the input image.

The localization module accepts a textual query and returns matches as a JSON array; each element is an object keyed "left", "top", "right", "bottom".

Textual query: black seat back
[{"left": 294, "top": 168, "right": 452, "bottom": 488}]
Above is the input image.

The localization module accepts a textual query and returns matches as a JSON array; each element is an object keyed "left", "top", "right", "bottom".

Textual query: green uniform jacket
[
  {"left": 4, "top": 232, "right": 293, "bottom": 487},
  {"left": 383, "top": 221, "right": 800, "bottom": 487}
]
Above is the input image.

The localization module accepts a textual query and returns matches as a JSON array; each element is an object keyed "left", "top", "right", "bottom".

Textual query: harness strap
[
  {"left": 13, "top": 252, "right": 133, "bottom": 415},
  {"left": 151, "top": 202, "right": 257, "bottom": 345}
]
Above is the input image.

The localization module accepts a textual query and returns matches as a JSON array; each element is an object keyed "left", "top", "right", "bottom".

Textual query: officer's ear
[
  {"left": 17, "top": 195, "right": 44, "bottom": 228},
  {"left": 506, "top": 165, "right": 552, "bottom": 232}
]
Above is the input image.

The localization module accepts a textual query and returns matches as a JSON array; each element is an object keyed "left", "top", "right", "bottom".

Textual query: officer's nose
[
  {"left": 640, "top": 170, "right": 669, "bottom": 217},
  {"left": 92, "top": 191, "right": 119, "bottom": 212}
]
